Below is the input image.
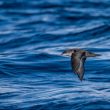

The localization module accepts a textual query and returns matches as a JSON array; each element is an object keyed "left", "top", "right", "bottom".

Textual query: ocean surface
[{"left": 0, "top": 0, "right": 110, "bottom": 110}]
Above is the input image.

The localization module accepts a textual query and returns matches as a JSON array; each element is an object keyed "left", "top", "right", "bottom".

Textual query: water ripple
[{"left": 0, "top": 0, "right": 110, "bottom": 110}]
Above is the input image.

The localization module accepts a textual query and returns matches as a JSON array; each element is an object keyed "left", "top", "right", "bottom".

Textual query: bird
[{"left": 62, "top": 48, "right": 100, "bottom": 81}]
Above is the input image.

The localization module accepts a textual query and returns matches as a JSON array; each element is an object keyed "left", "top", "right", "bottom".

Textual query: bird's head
[{"left": 62, "top": 49, "right": 79, "bottom": 57}]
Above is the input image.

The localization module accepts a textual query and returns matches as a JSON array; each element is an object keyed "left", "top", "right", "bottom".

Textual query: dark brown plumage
[{"left": 62, "top": 48, "right": 100, "bottom": 81}]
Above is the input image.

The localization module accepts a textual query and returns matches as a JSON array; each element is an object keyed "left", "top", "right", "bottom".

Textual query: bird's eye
[
  {"left": 74, "top": 50, "right": 76, "bottom": 52},
  {"left": 82, "top": 52, "right": 85, "bottom": 56}
]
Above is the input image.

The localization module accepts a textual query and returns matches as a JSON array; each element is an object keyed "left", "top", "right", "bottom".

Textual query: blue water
[{"left": 0, "top": 0, "right": 110, "bottom": 110}]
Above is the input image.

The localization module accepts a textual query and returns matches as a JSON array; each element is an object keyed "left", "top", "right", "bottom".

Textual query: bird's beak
[
  {"left": 61, "top": 51, "right": 70, "bottom": 56},
  {"left": 61, "top": 52, "right": 66, "bottom": 56}
]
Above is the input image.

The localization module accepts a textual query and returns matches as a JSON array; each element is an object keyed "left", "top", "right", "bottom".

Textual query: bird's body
[{"left": 62, "top": 48, "right": 100, "bottom": 81}]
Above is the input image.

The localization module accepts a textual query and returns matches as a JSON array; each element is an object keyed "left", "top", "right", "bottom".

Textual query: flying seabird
[{"left": 62, "top": 48, "right": 100, "bottom": 81}]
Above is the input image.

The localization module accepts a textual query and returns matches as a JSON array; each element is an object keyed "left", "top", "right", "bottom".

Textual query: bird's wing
[{"left": 71, "top": 53, "right": 86, "bottom": 81}]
